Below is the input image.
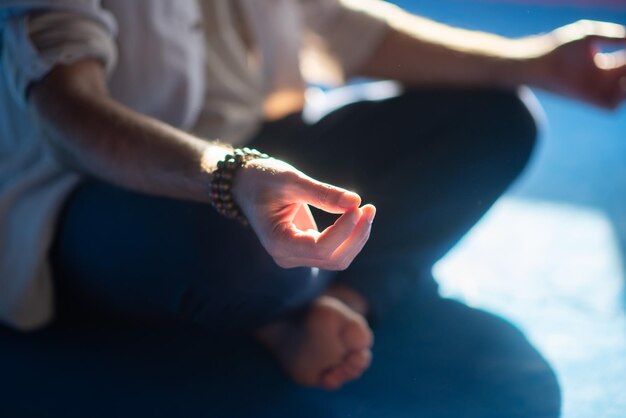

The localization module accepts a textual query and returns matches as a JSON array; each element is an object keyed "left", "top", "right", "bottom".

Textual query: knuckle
[{"left": 282, "top": 170, "right": 301, "bottom": 183}]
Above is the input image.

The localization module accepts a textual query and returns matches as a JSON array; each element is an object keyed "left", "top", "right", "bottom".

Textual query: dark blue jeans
[{"left": 51, "top": 88, "right": 538, "bottom": 333}]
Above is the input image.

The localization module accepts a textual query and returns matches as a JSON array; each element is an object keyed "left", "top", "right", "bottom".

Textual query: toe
[
  {"left": 321, "top": 362, "right": 362, "bottom": 389},
  {"left": 261, "top": 296, "right": 375, "bottom": 391},
  {"left": 321, "top": 368, "right": 346, "bottom": 390},
  {"left": 339, "top": 362, "right": 362, "bottom": 380},
  {"left": 342, "top": 317, "right": 374, "bottom": 351},
  {"left": 346, "top": 349, "right": 372, "bottom": 371}
]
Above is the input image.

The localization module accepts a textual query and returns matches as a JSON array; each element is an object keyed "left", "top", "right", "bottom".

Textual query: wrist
[
  {"left": 502, "top": 36, "right": 556, "bottom": 88},
  {"left": 200, "top": 142, "right": 235, "bottom": 176},
  {"left": 207, "top": 147, "right": 269, "bottom": 224}
]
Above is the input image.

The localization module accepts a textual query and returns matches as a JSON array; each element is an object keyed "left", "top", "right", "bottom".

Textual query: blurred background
[{"left": 389, "top": 0, "right": 626, "bottom": 417}]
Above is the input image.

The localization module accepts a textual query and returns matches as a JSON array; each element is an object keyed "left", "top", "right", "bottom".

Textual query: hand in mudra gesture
[
  {"left": 533, "top": 20, "right": 626, "bottom": 109},
  {"left": 232, "top": 157, "right": 376, "bottom": 271}
]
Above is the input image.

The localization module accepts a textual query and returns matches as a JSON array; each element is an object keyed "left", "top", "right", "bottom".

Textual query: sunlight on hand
[{"left": 555, "top": 20, "right": 626, "bottom": 43}]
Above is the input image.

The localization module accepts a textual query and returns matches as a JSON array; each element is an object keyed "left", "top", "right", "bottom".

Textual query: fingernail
[{"left": 339, "top": 192, "right": 360, "bottom": 208}]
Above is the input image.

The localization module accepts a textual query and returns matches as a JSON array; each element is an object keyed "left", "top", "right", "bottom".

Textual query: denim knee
[
  {"left": 177, "top": 263, "right": 334, "bottom": 332},
  {"left": 486, "top": 88, "right": 541, "bottom": 168}
]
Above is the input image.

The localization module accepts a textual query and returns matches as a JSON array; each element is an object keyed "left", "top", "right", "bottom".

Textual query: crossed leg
[
  {"left": 51, "top": 177, "right": 374, "bottom": 390},
  {"left": 51, "top": 87, "right": 539, "bottom": 390}
]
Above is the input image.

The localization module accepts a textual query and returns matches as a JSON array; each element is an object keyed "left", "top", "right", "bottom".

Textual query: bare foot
[{"left": 256, "top": 295, "right": 373, "bottom": 390}]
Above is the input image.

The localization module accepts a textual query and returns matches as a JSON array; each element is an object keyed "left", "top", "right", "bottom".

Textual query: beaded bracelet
[{"left": 209, "top": 147, "right": 269, "bottom": 225}]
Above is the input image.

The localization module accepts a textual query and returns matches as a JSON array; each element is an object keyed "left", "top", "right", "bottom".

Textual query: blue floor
[
  {"left": 1, "top": 1, "right": 625, "bottom": 417},
  {"left": 402, "top": 1, "right": 626, "bottom": 417}
]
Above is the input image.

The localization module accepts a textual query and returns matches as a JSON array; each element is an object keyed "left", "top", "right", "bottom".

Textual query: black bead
[{"left": 209, "top": 147, "right": 269, "bottom": 225}]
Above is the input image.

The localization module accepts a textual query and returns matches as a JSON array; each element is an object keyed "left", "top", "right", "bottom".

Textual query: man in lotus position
[{"left": 0, "top": 0, "right": 624, "bottom": 390}]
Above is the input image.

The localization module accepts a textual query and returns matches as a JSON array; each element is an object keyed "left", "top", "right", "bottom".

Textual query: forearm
[
  {"left": 31, "top": 60, "right": 230, "bottom": 203},
  {"left": 358, "top": 11, "right": 549, "bottom": 88}
]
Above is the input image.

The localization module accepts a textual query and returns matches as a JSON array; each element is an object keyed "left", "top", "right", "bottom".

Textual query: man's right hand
[
  {"left": 527, "top": 20, "right": 626, "bottom": 110},
  {"left": 232, "top": 157, "right": 376, "bottom": 271}
]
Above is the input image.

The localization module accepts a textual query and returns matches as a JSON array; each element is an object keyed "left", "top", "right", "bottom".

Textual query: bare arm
[
  {"left": 359, "top": 10, "right": 626, "bottom": 109},
  {"left": 359, "top": 12, "right": 543, "bottom": 88},
  {"left": 31, "top": 59, "right": 228, "bottom": 203},
  {"left": 30, "top": 58, "right": 375, "bottom": 271}
]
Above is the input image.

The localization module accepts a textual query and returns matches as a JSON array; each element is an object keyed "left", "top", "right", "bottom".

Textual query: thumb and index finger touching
[
  {"left": 290, "top": 172, "right": 377, "bottom": 230},
  {"left": 581, "top": 22, "right": 626, "bottom": 108},
  {"left": 281, "top": 172, "right": 377, "bottom": 264},
  {"left": 291, "top": 173, "right": 363, "bottom": 214},
  {"left": 553, "top": 20, "right": 626, "bottom": 109}
]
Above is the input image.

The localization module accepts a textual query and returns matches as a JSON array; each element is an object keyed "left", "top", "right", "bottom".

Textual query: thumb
[
  {"left": 594, "top": 50, "right": 626, "bottom": 70},
  {"left": 291, "top": 174, "right": 361, "bottom": 214}
]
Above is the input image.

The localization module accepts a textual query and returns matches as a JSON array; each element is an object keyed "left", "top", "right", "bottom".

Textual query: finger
[
  {"left": 293, "top": 203, "right": 317, "bottom": 232},
  {"left": 320, "top": 369, "right": 344, "bottom": 391},
  {"left": 270, "top": 216, "right": 370, "bottom": 265},
  {"left": 268, "top": 221, "right": 320, "bottom": 261},
  {"left": 330, "top": 205, "right": 376, "bottom": 270},
  {"left": 346, "top": 350, "right": 373, "bottom": 371},
  {"left": 272, "top": 205, "right": 374, "bottom": 269},
  {"left": 291, "top": 174, "right": 361, "bottom": 214},
  {"left": 557, "top": 20, "right": 626, "bottom": 43},
  {"left": 278, "top": 206, "right": 374, "bottom": 270},
  {"left": 316, "top": 207, "right": 362, "bottom": 255},
  {"left": 595, "top": 50, "right": 626, "bottom": 70},
  {"left": 272, "top": 208, "right": 361, "bottom": 268}
]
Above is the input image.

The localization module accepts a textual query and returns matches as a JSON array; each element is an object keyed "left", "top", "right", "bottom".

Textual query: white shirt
[{"left": 0, "top": 0, "right": 390, "bottom": 330}]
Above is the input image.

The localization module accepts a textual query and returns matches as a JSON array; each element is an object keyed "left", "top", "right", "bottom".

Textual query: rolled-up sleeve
[
  {"left": 1, "top": 0, "right": 117, "bottom": 107},
  {"left": 301, "top": 0, "right": 397, "bottom": 82}
]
